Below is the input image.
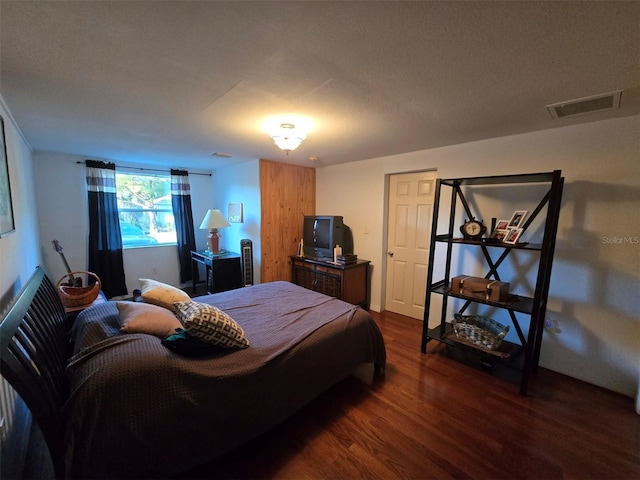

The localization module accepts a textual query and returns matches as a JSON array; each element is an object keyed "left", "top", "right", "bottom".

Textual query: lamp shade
[
  {"left": 199, "top": 209, "right": 230, "bottom": 230},
  {"left": 199, "top": 209, "right": 230, "bottom": 254}
]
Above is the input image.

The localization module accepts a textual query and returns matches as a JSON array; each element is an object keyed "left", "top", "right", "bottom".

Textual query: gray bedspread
[{"left": 63, "top": 281, "right": 386, "bottom": 478}]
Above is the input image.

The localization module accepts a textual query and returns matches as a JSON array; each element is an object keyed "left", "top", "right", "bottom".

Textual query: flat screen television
[{"left": 302, "top": 215, "right": 353, "bottom": 261}]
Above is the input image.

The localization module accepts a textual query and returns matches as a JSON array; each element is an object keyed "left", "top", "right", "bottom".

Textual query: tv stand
[{"left": 290, "top": 255, "right": 370, "bottom": 309}]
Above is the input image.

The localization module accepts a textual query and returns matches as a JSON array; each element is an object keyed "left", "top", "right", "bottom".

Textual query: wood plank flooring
[{"left": 180, "top": 310, "right": 639, "bottom": 480}]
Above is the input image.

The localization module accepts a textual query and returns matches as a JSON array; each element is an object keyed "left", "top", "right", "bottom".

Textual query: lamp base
[{"left": 207, "top": 229, "right": 221, "bottom": 254}]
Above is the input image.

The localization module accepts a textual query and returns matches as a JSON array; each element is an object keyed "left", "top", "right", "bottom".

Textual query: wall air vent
[
  {"left": 211, "top": 152, "right": 233, "bottom": 158},
  {"left": 546, "top": 90, "right": 622, "bottom": 119}
]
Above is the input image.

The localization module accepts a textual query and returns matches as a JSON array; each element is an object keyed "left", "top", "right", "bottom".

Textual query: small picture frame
[
  {"left": 508, "top": 210, "right": 528, "bottom": 228},
  {"left": 227, "top": 203, "right": 243, "bottom": 223},
  {"left": 504, "top": 227, "right": 523, "bottom": 245},
  {"left": 491, "top": 228, "right": 509, "bottom": 242},
  {"left": 495, "top": 219, "right": 510, "bottom": 231}
]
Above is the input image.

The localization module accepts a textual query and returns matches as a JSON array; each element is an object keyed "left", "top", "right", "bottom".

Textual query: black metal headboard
[{"left": 0, "top": 267, "right": 69, "bottom": 479}]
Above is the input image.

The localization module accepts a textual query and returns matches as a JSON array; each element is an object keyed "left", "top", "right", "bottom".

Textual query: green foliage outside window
[{"left": 116, "top": 172, "right": 177, "bottom": 247}]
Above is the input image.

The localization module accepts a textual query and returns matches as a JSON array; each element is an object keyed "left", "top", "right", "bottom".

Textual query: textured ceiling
[{"left": 1, "top": 1, "right": 638, "bottom": 171}]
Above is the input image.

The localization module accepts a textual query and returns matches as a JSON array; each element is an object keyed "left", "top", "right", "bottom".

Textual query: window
[{"left": 116, "top": 172, "right": 177, "bottom": 248}]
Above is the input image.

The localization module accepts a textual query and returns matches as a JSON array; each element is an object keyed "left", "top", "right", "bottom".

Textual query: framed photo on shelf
[
  {"left": 491, "top": 228, "right": 509, "bottom": 242},
  {"left": 495, "top": 219, "right": 510, "bottom": 231},
  {"left": 504, "top": 227, "right": 523, "bottom": 244},
  {"left": 508, "top": 210, "right": 528, "bottom": 228}
]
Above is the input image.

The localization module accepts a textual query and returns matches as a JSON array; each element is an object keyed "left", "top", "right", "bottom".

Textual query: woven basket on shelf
[
  {"left": 451, "top": 313, "right": 510, "bottom": 351},
  {"left": 56, "top": 271, "right": 101, "bottom": 308}
]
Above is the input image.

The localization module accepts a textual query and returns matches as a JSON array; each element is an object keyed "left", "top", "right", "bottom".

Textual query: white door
[{"left": 385, "top": 171, "right": 436, "bottom": 319}]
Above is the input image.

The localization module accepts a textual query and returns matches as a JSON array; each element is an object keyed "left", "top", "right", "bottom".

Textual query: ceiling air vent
[
  {"left": 211, "top": 152, "right": 233, "bottom": 158},
  {"left": 546, "top": 90, "right": 622, "bottom": 119}
]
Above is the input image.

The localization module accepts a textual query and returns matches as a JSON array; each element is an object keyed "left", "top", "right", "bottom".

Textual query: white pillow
[
  {"left": 138, "top": 278, "right": 191, "bottom": 311},
  {"left": 117, "top": 301, "right": 183, "bottom": 338}
]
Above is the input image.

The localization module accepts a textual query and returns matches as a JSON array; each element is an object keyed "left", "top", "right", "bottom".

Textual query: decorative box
[{"left": 450, "top": 275, "right": 510, "bottom": 303}]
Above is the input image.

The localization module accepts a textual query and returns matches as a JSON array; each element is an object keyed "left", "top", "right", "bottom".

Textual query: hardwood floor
[{"left": 181, "top": 310, "right": 639, "bottom": 480}]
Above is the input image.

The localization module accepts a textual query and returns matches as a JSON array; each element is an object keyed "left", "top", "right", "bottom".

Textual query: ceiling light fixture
[{"left": 269, "top": 123, "right": 306, "bottom": 154}]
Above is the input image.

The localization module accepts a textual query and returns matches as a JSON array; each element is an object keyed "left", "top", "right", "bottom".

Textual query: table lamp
[{"left": 199, "top": 209, "right": 230, "bottom": 254}]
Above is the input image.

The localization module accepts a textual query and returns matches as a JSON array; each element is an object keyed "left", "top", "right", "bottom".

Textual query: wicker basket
[
  {"left": 451, "top": 313, "right": 510, "bottom": 350},
  {"left": 57, "top": 271, "right": 101, "bottom": 308}
]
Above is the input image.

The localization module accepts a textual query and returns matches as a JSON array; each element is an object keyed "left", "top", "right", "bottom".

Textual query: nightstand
[{"left": 191, "top": 250, "right": 242, "bottom": 295}]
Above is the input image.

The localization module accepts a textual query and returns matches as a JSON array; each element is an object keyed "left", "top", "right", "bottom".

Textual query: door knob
[{"left": 388, "top": 251, "right": 394, "bottom": 257}]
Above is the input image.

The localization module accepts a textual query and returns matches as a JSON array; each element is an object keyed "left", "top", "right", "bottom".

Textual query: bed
[{"left": 0, "top": 267, "right": 385, "bottom": 479}]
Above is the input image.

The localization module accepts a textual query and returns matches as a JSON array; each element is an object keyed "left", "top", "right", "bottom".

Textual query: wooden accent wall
[{"left": 260, "top": 159, "right": 315, "bottom": 282}]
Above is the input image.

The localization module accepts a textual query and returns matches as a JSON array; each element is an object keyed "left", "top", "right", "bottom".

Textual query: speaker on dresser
[{"left": 241, "top": 239, "right": 253, "bottom": 286}]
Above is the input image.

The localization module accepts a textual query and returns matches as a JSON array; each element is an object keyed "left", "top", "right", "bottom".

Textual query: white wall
[
  {"left": 0, "top": 98, "right": 41, "bottom": 306},
  {"left": 317, "top": 115, "right": 640, "bottom": 401},
  {"left": 212, "top": 159, "right": 262, "bottom": 284},
  {"left": 32, "top": 152, "right": 214, "bottom": 294},
  {"left": 0, "top": 96, "right": 41, "bottom": 466}
]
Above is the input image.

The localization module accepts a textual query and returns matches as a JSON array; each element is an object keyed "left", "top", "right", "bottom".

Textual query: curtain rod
[{"left": 76, "top": 161, "right": 211, "bottom": 176}]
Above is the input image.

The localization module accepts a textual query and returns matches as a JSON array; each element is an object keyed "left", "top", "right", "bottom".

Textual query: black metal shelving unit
[{"left": 421, "top": 170, "right": 564, "bottom": 395}]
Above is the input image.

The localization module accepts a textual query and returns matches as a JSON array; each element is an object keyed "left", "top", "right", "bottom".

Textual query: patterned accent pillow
[
  {"left": 173, "top": 301, "right": 250, "bottom": 349},
  {"left": 138, "top": 278, "right": 191, "bottom": 311}
]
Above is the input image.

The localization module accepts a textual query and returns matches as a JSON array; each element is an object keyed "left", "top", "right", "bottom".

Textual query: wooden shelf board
[
  {"left": 440, "top": 171, "right": 558, "bottom": 187},
  {"left": 426, "top": 323, "right": 525, "bottom": 371},
  {"left": 430, "top": 283, "right": 534, "bottom": 314},
  {"left": 435, "top": 237, "right": 543, "bottom": 251}
]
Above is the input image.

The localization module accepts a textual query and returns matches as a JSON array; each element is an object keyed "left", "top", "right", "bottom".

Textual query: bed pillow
[
  {"left": 173, "top": 301, "right": 250, "bottom": 349},
  {"left": 117, "top": 301, "right": 183, "bottom": 338},
  {"left": 161, "top": 328, "right": 224, "bottom": 357},
  {"left": 138, "top": 278, "right": 191, "bottom": 311}
]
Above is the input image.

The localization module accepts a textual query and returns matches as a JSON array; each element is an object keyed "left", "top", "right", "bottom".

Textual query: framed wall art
[
  {"left": 227, "top": 203, "right": 243, "bottom": 223},
  {"left": 0, "top": 116, "right": 15, "bottom": 237}
]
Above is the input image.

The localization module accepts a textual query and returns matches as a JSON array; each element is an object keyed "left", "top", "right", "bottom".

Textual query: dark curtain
[
  {"left": 171, "top": 169, "right": 197, "bottom": 284},
  {"left": 86, "top": 160, "right": 127, "bottom": 298}
]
